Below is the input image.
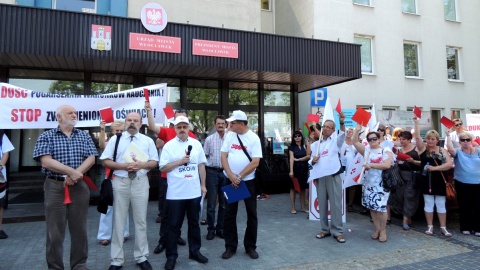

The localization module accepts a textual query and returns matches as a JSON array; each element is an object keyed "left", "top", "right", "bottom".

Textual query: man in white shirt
[
  {"left": 0, "top": 132, "right": 14, "bottom": 239},
  {"left": 204, "top": 115, "right": 227, "bottom": 240},
  {"left": 310, "top": 113, "right": 346, "bottom": 243},
  {"left": 100, "top": 112, "right": 159, "bottom": 270},
  {"left": 221, "top": 110, "right": 263, "bottom": 260},
  {"left": 159, "top": 116, "right": 208, "bottom": 270}
]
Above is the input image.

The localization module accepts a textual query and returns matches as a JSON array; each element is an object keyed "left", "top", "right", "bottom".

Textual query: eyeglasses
[
  {"left": 455, "top": 123, "right": 463, "bottom": 127},
  {"left": 367, "top": 137, "right": 378, "bottom": 142},
  {"left": 460, "top": 138, "right": 471, "bottom": 142},
  {"left": 377, "top": 129, "right": 385, "bottom": 132},
  {"left": 294, "top": 134, "right": 302, "bottom": 138},
  {"left": 230, "top": 121, "right": 238, "bottom": 125},
  {"left": 321, "top": 126, "right": 333, "bottom": 130}
]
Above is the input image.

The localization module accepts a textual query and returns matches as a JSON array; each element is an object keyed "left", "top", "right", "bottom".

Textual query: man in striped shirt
[{"left": 203, "top": 115, "right": 227, "bottom": 240}]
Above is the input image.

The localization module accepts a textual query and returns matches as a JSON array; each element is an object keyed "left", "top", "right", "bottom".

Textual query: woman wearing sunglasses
[
  {"left": 445, "top": 131, "right": 480, "bottom": 236},
  {"left": 288, "top": 131, "right": 310, "bottom": 214},
  {"left": 413, "top": 117, "right": 453, "bottom": 237},
  {"left": 353, "top": 125, "right": 394, "bottom": 242}
]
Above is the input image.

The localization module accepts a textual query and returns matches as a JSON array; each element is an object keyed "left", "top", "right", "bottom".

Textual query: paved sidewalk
[{"left": 1, "top": 193, "right": 480, "bottom": 269}]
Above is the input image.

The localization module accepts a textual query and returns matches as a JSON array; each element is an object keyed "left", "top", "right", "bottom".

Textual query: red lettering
[
  {"left": 10, "top": 108, "right": 42, "bottom": 122},
  {"left": 1, "top": 86, "right": 28, "bottom": 98}
]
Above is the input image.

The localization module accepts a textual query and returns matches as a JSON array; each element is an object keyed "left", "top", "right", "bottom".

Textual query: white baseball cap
[
  {"left": 173, "top": 116, "right": 190, "bottom": 126},
  {"left": 226, "top": 110, "right": 247, "bottom": 122}
]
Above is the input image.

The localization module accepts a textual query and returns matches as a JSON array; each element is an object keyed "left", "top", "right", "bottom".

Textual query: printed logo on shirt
[
  {"left": 321, "top": 149, "right": 329, "bottom": 157},
  {"left": 231, "top": 143, "right": 247, "bottom": 150},
  {"left": 370, "top": 156, "right": 383, "bottom": 163},
  {"left": 179, "top": 165, "right": 197, "bottom": 173},
  {"left": 185, "top": 174, "right": 194, "bottom": 178}
]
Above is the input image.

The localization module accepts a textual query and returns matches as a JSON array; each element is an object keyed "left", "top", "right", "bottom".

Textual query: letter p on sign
[{"left": 310, "top": 88, "right": 327, "bottom": 107}]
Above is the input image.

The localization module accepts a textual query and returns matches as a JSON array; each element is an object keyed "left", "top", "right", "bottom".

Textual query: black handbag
[
  {"left": 381, "top": 150, "right": 404, "bottom": 191},
  {"left": 97, "top": 133, "right": 122, "bottom": 214}
]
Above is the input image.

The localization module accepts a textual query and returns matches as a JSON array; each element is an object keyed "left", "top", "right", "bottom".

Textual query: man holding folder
[
  {"left": 221, "top": 110, "right": 263, "bottom": 260},
  {"left": 100, "top": 112, "right": 159, "bottom": 270}
]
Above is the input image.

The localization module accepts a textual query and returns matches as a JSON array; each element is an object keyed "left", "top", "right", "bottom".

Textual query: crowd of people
[{"left": 1, "top": 104, "right": 479, "bottom": 269}]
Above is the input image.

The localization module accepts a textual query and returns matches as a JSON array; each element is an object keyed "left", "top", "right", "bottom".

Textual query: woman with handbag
[
  {"left": 445, "top": 130, "right": 480, "bottom": 236},
  {"left": 288, "top": 131, "right": 310, "bottom": 214},
  {"left": 353, "top": 125, "right": 393, "bottom": 243},
  {"left": 413, "top": 117, "right": 453, "bottom": 237},
  {"left": 395, "top": 131, "right": 421, "bottom": 230}
]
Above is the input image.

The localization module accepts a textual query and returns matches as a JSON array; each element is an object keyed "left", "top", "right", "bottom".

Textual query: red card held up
[
  {"left": 440, "top": 116, "right": 455, "bottom": 129},
  {"left": 335, "top": 99, "right": 342, "bottom": 114},
  {"left": 396, "top": 152, "right": 412, "bottom": 161},
  {"left": 413, "top": 105, "right": 422, "bottom": 119},
  {"left": 99, "top": 107, "right": 114, "bottom": 123},
  {"left": 352, "top": 108, "right": 371, "bottom": 126},
  {"left": 143, "top": 88, "right": 150, "bottom": 102},
  {"left": 163, "top": 106, "right": 175, "bottom": 119},
  {"left": 307, "top": 114, "right": 320, "bottom": 123}
]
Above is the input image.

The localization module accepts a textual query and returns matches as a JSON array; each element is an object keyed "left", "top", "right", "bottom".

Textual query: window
[
  {"left": 354, "top": 36, "right": 374, "bottom": 74},
  {"left": 261, "top": 0, "right": 271, "bottom": 11},
  {"left": 353, "top": 0, "right": 371, "bottom": 6},
  {"left": 54, "top": 0, "right": 96, "bottom": 13},
  {"left": 471, "top": 109, "right": 480, "bottom": 114},
  {"left": 444, "top": 0, "right": 457, "bottom": 21},
  {"left": 450, "top": 109, "right": 461, "bottom": 120},
  {"left": 404, "top": 42, "right": 421, "bottom": 77},
  {"left": 446, "top": 47, "right": 460, "bottom": 80},
  {"left": 402, "top": 0, "right": 417, "bottom": 14}
]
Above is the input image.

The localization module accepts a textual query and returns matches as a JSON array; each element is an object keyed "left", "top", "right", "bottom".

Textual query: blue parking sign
[{"left": 310, "top": 88, "right": 327, "bottom": 107}]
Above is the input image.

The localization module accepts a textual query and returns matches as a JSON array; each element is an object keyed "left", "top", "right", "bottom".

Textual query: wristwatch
[{"left": 236, "top": 174, "right": 242, "bottom": 180}]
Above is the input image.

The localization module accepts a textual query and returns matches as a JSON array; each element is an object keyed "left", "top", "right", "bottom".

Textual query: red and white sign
[
  {"left": 0, "top": 83, "right": 167, "bottom": 129},
  {"left": 466, "top": 114, "right": 480, "bottom": 138},
  {"left": 141, "top": 3, "right": 168, "bottom": 33},
  {"left": 308, "top": 180, "right": 346, "bottom": 222},
  {"left": 129, "top": 33, "right": 181, "bottom": 54},
  {"left": 192, "top": 39, "right": 239, "bottom": 58},
  {"left": 91, "top": 24, "right": 112, "bottom": 51}
]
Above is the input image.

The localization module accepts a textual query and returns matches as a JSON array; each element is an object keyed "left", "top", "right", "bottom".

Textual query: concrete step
[
  {"left": 9, "top": 185, "right": 44, "bottom": 194},
  {"left": 8, "top": 178, "right": 44, "bottom": 187}
]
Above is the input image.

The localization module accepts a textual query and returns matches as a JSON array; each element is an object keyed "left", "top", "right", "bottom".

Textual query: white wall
[
  {"left": 305, "top": 0, "right": 480, "bottom": 123},
  {"left": 128, "top": 0, "right": 262, "bottom": 31}
]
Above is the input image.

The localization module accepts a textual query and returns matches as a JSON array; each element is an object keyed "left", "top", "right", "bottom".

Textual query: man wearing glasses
[
  {"left": 145, "top": 103, "right": 196, "bottom": 253},
  {"left": 445, "top": 118, "right": 466, "bottom": 149},
  {"left": 310, "top": 112, "right": 347, "bottom": 243}
]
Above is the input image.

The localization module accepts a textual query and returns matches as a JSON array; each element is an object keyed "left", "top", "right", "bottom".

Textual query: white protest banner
[
  {"left": 0, "top": 83, "right": 167, "bottom": 129},
  {"left": 343, "top": 152, "right": 364, "bottom": 188},
  {"left": 466, "top": 114, "right": 480, "bottom": 138}
]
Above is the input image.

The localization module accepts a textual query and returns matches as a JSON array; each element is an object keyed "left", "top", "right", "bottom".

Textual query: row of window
[
  {"left": 354, "top": 0, "right": 459, "bottom": 22},
  {"left": 355, "top": 36, "right": 462, "bottom": 81}
]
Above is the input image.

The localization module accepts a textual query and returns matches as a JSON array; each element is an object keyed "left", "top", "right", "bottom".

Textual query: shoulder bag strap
[
  {"left": 431, "top": 158, "right": 448, "bottom": 185},
  {"left": 107, "top": 133, "right": 122, "bottom": 180},
  {"left": 237, "top": 134, "right": 252, "bottom": 162}
]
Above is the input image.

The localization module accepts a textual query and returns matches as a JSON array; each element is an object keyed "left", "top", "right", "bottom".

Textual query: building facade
[{"left": 0, "top": 1, "right": 361, "bottom": 195}]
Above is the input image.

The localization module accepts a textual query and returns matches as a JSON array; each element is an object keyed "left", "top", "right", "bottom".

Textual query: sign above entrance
[
  {"left": 141, "top": 3, "right": 168, "bottom": 33},
  {"left": 192, "top": 39, "right": 239, "bottom": 58},
  {"left": 129, "top": 33, "right": 181, "bottom": 54},
  {"left": 310, "top": 88, "right": 327, "bottom": 107}
]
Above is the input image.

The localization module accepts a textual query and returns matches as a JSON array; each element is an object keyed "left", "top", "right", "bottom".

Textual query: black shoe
[
  {"left": 177, "top": 237, "right": 186, "bottom": 246},
  {"left": 216, "top": 231, "right": 224, "bottom": 239},
  {"left": 246, "top": 249, "right": 259, "bottom": 259},
  {"left": 154, "top": 242, "right": 165, "bottom": 254},
  {"left": 136, "top": 260, "right": 152, "bottom": 270},
  {"left": 222, "top": 248, "right": 236, "bottom": 259},
  {"left": 0, "top": 230, "right": 8, "bottom": 239},
  {"left": 156, "top": 216, "right": 161, "bottom": 223},
  {"left": 189, "top": 252, "right": 209, "bottom": 263},
  {"left": 108, "top": 265, "right": 122, "bottom": 270},
  {"left": 206, "top": 231, "right": 215, "bottom": 240},
  {"left": 164, "top": 259, "right": 176, "bottom": 270}
]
